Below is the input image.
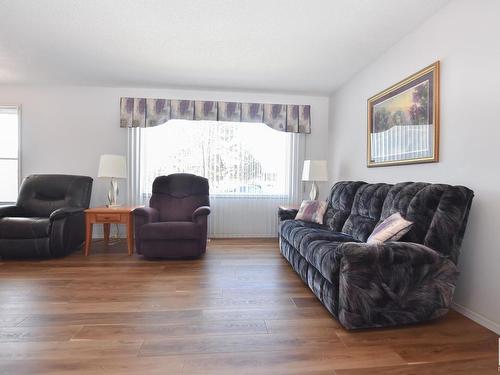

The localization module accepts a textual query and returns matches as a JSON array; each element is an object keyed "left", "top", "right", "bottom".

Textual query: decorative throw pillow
[
  {"left": 367, "top": 212, "right": 413, "bottom": 244},
  {"left": 295, "top": 200, "right": 328, "bottom": 225}
]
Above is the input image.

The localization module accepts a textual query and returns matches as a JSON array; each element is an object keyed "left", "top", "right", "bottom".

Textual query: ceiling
[{"left": 0, "top": 0, "right": 449, "bottom": 94}]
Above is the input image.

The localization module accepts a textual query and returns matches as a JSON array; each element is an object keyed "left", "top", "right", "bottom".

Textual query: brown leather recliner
[{"left": 133, "top": 173, "right": 210, "bottom": 258}]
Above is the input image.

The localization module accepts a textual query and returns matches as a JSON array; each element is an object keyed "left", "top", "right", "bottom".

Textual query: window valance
[{"left": 120, "top": 97, "right": 311, "bottom": 134}]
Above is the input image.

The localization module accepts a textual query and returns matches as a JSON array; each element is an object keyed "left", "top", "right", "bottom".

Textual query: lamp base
[
  {"left": 309, "top": 181, "right": 319, "bottom": 200},
  {"left": 106, "top": 204, "right": 122, "bottom": 208},
  {"left": 107, "top": 178, "right": 120, "bottom": 207}
]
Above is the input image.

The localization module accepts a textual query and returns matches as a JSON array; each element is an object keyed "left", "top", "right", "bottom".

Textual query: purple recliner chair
[{"left": 133, "top": 173, "right": 210, "bottom": 258}]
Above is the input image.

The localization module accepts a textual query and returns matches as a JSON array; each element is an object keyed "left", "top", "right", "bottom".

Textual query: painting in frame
[{"left": 367, "top": 61, "right": 440, "bottom": 167}]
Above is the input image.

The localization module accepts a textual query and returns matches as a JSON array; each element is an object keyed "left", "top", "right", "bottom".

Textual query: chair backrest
[
  {"left": 17, "top": 174, "right": 93, "bottom": 217},
  {"left": 149, "top": 174, "right": 209, "bottom": 222}
]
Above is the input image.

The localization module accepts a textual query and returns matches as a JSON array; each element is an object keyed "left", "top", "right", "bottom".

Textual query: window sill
[
  {"left": 140, "top": 194, "right": 289, "bottom": 200},
  {"left": 210, "top": 194, "right": 289, "bottom": 199}
]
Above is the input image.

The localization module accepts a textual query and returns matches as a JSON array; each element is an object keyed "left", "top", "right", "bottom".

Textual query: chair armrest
[
  {"left": 0, "top": 205, "right": 26, "bottom": 219},
  {"left": 49, "top": 208, "right": 86, "bottom": 256},
  {"left": 133, "top": 207, "right": 159, "bottom": 254},
  {"left": 192, "top": 206, "right": 211, "bottom": 223},
  {"left": 336, "top": 241, "right": 458, "bottom": 329},
  {"left": 133, "top": 206, "right": 159, "bottom": 223},
  {"left": 49, "top": 207, "right": 84, "bottom": 221}
]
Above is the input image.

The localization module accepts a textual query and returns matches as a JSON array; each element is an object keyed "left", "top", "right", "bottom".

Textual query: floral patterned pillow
[
  {"left": 295, "top": 200, "right": 328, "bottom": 225},
  {"left": 367, "top": 212, "right": 413, "bottom": 243}
]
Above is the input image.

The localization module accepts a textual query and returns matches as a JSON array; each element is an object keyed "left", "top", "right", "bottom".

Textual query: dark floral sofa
[{"left": 279, "top": 181, "right": 474, "bottom": 330}]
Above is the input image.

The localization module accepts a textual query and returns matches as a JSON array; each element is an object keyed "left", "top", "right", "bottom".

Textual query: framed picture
[{"left": 367, "top": 61, "right": 440, "bottom": 167}]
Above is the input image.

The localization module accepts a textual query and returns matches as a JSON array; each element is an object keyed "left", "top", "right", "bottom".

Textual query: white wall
[
  {"left": 328, "top": 0, "right": 500, "bottom": 333},
  {"left": 0, "top": 85, "right": 329, "bottom": 233}
]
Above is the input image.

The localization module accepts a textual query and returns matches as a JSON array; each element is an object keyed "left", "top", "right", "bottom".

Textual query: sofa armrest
[
  {"left": 336, "top": 241, "right": 459, "bottom": 329},
  {"left": 133, "top": 207, "right": 160, "bottom": 223},
  {"left": 278, "top": 207, "right": 298, "bottom": 221},
  {"left": 339, "top": 241, "right": 445, "bottom": 267},
  {"left": 192, "top": 206, "right": 211, "bottom": 223},
  {"left": 0, "top": 205, "right": 25, "bottom": 219},
  {"left": 49, "top": 207, "right": 84, "bottom": 221}
]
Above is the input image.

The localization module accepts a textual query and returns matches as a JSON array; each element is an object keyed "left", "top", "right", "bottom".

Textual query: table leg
[
  {"left": 103, "top": 223, "right": 110, "bottom": 245},
  {"left": 127, "top": 214, "right": 134, "bottom": 256},
  {"left": 84, "top": 219, "right": 93, "bottom": 256}
]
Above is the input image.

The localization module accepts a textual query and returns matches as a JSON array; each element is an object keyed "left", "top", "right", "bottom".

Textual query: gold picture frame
[{"left": 367, "top": 61, "right": 440, "bottom": 167}]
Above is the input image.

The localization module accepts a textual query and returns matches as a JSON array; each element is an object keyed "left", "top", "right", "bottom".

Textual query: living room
[{"left": 0, "top": 0, "right": 498, "bottom": 374}]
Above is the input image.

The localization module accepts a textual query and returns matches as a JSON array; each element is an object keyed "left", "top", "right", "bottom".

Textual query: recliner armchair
[
  {"left": 134, "top": 173, "right": 210, "bottom": 258},
  {"left": 0, "top": 174, "right": 93, "bottom": 258}
]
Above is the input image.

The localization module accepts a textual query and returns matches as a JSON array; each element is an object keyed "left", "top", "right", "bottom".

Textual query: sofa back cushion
[
  {"left": 149, "top": 173, "right": 210, "bottom": 222},
  {"left": 341, "top": 183, "right": 392, "bottom": 241},
  {"left": 378, "top": 182, "right": 474, "bottom": 263},
  {"left": 324, "top": 181, "right": 366, "bottom": 231},
  {"left": 17, "top": 174, "right": 93, "bottom": 217}
]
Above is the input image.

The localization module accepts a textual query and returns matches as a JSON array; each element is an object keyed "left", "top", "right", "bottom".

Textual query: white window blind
[{"left": 0, "top": 106, "right": 20, "bottom": 204}]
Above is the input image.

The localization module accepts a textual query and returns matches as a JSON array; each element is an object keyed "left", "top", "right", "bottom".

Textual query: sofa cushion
[
  {"left": 279, "top": 220, "right": 328, "bottom": 249},
  {"left": 324, "top": 181, "right": 366, "bottom": 231},
  {"left": 298, "top": 230, "right": 358, "bottom": 257},
  {"left": 301, "top": 239, "right": 357, "bottom": 284},
  {"left": 280, "top": 219, "right": 359, "bottom": 284},
  {"left": 0, "top": 217, "right": 51, "bottom": 239},
  {"left": 342, "top": 183, "right": 391, "bottom": 242},
  {"left": 140, "top": 221, "right": 201, "bottom": 240}
]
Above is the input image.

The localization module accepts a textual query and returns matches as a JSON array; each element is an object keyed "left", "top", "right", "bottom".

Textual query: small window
[{"left": 0, "top": 106, "right": 21, "bottom": 204}]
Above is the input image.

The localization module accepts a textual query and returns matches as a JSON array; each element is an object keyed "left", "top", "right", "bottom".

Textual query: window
[
  {"left": 0, "top": 106, "right": 20, "bottom": 204},
  {"left": 131, "top": 119, "right": 303, "bottom": 237},
  {"left": 140, "top": 120, "right": 295, "bottom": 197}
]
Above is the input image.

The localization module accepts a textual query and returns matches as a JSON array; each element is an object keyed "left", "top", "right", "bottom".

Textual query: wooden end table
[{"left": 84, "top": 206, "right": 142, "bottom": 256}]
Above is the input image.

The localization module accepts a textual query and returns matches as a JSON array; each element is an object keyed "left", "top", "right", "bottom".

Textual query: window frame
[{"left": 0, "top": 105, "right": 22, "bottom": 205}]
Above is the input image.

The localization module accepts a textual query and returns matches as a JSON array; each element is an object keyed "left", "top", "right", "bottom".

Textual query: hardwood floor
[{"left": 0, "top": 238, "right": 497, "bottom": 374}]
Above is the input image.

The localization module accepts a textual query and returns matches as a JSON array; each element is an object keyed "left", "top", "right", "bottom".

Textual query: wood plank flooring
[{"left": 0, "top": 238, "right": 497, "bottom": 374}]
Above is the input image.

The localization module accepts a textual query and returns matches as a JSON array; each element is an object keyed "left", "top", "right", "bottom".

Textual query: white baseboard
[{"left": 452, "top": 302, "right": 500, "bottom": 335}]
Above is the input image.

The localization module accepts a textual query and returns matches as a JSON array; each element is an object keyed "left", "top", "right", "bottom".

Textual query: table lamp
[
  {"left": 302, "top": 160, "right": 328, "bottom": 200},
  {"left": 98, "top": 154, "right": 127, "bottom": 207}
]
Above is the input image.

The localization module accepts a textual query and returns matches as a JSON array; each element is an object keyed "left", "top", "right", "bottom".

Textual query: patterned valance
[{"left": 120, "top": 97, "right": 311, "bottom": 134}]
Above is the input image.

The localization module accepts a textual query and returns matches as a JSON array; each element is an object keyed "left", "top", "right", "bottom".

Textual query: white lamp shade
[
  {"left": 97, "top": 154, "right": 127, "bottom": 179},
  {"left": 302, "top": 160, "right": 328, "bottom": 181}
]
